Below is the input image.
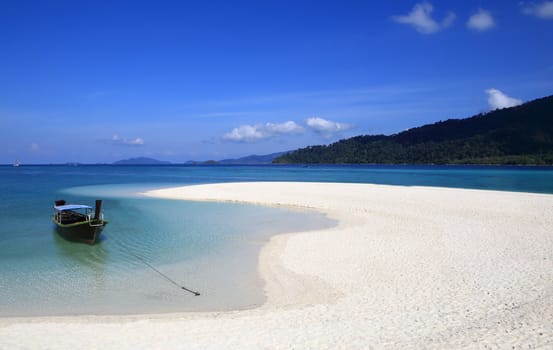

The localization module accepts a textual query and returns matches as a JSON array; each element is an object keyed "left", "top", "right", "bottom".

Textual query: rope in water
[{"left": 113, "top": 239, "right": 200, "bottom": 296}]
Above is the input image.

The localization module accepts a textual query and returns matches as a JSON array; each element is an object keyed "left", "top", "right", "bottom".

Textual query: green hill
[{"left": 274, "top": 95, "right": 553, "bottom": 165}]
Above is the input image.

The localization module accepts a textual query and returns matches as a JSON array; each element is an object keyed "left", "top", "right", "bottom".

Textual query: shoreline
[{"left": 2, "top": 182, "right": 553, "bottom": 349}]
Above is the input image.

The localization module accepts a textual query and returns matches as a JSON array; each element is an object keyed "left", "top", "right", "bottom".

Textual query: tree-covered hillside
[{"left": 274, "top": 95, "right": 553, "bottom": 165}]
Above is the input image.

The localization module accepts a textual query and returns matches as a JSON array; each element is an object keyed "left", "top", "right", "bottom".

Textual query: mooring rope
[{"left": 113, "top": 239, "right": 200, "bottom": 296}]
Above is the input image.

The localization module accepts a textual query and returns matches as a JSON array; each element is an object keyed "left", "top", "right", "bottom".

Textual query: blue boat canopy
[{"left": 54, "top": 204, "right": 92, "bottom": 211}]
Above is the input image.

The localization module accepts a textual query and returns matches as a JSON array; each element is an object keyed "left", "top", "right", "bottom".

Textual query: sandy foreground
[{"left": 2, "top": 182, "right": 553, "bottom": 349}]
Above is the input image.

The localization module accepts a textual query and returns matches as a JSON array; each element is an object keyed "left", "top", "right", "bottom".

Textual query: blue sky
[{"left": 1, "top": 0, "right": 552, "bottom": 164}]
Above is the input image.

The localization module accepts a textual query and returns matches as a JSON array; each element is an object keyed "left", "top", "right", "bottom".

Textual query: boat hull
[{"left": 53, "top": 217, "right": 107, "bottom": 245}]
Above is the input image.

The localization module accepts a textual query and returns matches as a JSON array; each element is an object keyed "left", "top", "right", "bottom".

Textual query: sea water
[{"left": 1, "top": 164, "right": 552, "bottom": 316}]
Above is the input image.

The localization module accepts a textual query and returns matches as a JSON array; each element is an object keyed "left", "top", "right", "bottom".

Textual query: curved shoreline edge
[{"left": 2, "top": 182, "right": 553, "bottom": 349}]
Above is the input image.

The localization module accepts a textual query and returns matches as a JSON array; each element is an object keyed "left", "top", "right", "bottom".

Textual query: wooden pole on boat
[{"left": 94, "top": 200, "right": 102, "bottom": 220}]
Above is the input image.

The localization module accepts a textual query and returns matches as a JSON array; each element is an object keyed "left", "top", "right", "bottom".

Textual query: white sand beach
[{"left": 2, "top": 182, "right": 553, "bottom": 349}]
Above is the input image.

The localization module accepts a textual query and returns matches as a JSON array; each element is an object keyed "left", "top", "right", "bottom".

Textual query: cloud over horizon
[
  {"left": 223, "top": 121, "right": 304, "bottom": 142},
  {"left": 467, "top": 9, "right": 495, "bottom": 31},
  {"left": 522, "top": 1, "right": 553, "bottom": 19},
  {"left": 486, "top": 89, "right": 523, "bottom": 110},
  {"left": 223, "top": 117, "right": 353, "bottom": 143},
  {"left": 306, "top": 117, "right": 353, "bottom": 135},
  {"left": 392, "top": 2, "right": 455, "bottom": 34},
  {"left": 109, "top": 135, "right": 145, "bottom": 146}
]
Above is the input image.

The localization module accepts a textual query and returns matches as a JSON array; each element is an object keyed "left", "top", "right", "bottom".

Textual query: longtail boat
[{"left": 52, "top": 199, "right": 107, "bottom": 245}]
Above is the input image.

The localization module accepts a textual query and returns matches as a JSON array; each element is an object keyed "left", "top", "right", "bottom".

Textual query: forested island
[{"left": 274, "top": 95, "right": 553, "bottom": 165}]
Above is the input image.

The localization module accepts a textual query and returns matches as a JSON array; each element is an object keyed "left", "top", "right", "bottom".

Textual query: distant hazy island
[
  {"left": 114, "top": 152, "right": 289, "bottom": 166},
  {"left": 113, "top": 157, "right": 172, "bottom": 165},
  {"left": 274, "top": 95, "right": 553, "bottom": 165}
]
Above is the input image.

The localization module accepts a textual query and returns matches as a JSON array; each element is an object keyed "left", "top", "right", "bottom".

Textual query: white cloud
[
  {"left": 392, "top": 2, "right": 456, "bottom": 34},
  {"left": 223, "top": 125, "right": 265, "bottom": 142},
  {"left": 523, "top": 1, "right": 553, "bottom": 19},
  {"left": 442, "top": 12, "right": 456, "bottom": 28},
  {"left": 30, "top": 143, "right": 39, "bottom": 153},
  {"left": 467, "top": 9, "right": 495, "bottom": 31},
  {"left": 306, "top": 117, "right": 353, "bottom": 134},
  {"left": 126, "top": 138, "right": 145, "bottom": 145},
  {"left": 265, "top": 121, "right": 304, "bottom": 134},
  {"left": 486, "top": 89, "right": 523, "bottom": 110},
  {"left": 223, "top": 121, "right": 303, "bottom": 142},
  {"left": 110, "top": 134, "right": 145, "bottom": 146}
]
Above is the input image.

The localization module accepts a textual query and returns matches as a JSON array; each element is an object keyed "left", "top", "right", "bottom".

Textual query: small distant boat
[
  {"left": 52, "top": 199, "right": 108, "bottom": 245},
  {"left": 13, "top": 160, "right": 20, "bottom": 167}
]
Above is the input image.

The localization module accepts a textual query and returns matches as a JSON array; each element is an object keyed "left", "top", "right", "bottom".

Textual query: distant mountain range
[
  {"left": 274, "top": 95, "right": 553, "bottom": 165},
  {"left": 218, "top": 151, "right": 289, "bottom": 164},
  {"left": 113, "top": 157, "right": 172, "bottom": 165},
  {"left": 114, "top": 152, "right": 289, "bottom": 165},
  {"left": 185, "top": 151, "right": 288, "bottom": 165}
]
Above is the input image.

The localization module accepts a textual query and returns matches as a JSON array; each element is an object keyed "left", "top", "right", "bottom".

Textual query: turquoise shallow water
[{"left": 1, "top": 164, "right": 552, "bottom": 316}]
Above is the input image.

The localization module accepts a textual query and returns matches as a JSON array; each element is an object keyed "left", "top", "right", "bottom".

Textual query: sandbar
[{"left": 1, "top": 182, "right": 553, "bottom": 349}]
